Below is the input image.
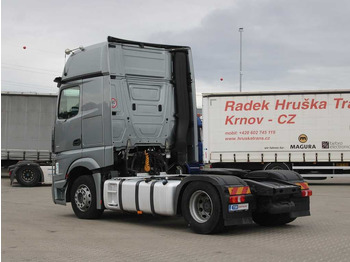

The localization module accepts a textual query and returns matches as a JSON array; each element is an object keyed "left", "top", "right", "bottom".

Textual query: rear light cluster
[
  {"left": 228, "top": 186, "right": 251, "bottom": 195},
  {"left": 296, "top": 182, "right": 312, "bottom": 197},
  {"left": 228, "top": 186, "right": 251, "bottom": 203}
]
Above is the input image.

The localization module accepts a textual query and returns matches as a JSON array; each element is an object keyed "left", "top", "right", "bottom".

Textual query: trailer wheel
[
  {"left": 70, "top": 175, "right": 103, "bottom": 219},
  {"left": 182, "top": 182, "right": 224, "bottom": 234},
  {"left": 264, "top": 163, "right": 290, "bottom": 170},
  {"left": 16, "top": 165, "right": 41, "bottom": 187},
  {"left": 252, "top": 212, "right": 296, "bottom": 226}
]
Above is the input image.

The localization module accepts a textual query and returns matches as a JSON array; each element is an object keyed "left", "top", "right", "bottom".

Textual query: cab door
[{"left": 54, "top": 85, "right": 82, "bottom": 153}]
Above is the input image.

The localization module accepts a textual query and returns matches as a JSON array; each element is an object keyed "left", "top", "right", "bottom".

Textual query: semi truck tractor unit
[{"left": 52, "top": 37, "right": 311, "bottom": 234}]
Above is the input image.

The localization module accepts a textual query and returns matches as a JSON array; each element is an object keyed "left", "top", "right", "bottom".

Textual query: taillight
[
  {"left": 228, "top": 186, "right": 251, "bottom": 203},
  {"left": 296, "top": 182, "right": 309, "bottom": 190},
  {"left": 296, "top": 182, "right": 312, "bottom": 197},
  {"left": 229, "top": 195, "right": 246, "bottom": 203},
  {"left": 301, "top": 189, "right": 312, "bottom": 197}
]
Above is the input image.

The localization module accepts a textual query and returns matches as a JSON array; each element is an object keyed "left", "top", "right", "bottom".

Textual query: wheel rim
[
  {"left": 74, "top": 184, "right": 92, "bottom": 212},
  {"left": 21, "top": 169, "right": 35, "bottom": 182},
  {"left": 189, "top": 190, "right": 213, "bottom": 223}
]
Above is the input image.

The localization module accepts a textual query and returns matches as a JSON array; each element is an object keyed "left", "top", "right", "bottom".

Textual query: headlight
[{"left": 55, "top": 162, "right": 59, "bottom": 175}]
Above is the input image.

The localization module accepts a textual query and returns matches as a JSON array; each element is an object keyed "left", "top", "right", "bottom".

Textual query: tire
[
  {"left": 70, "top": 175, "right": 104, "bottom": 219},
  {"left": 181, "top": 182, "right": 224, "bottom": 234},
  {"left": 16, "top": 165, "right": 41, "bottom": 187},
  {"left": 252, "top": 212, "right": 296, "bottom": 226},
  {"left": 264, "top": 163, "right": 290, "bottom": 170}
]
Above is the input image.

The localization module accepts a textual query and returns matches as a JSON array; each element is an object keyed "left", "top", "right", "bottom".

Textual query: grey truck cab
[
  {"left": 52, "top": 37, "right": 311, "bottom": 234},
  {"left": 53, "top": 36, "right": 197, "bottom": 201}
]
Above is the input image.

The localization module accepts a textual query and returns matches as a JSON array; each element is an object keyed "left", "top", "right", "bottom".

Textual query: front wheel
[
  {"left": 181, "top": 182, "right": 224, "bottom": 234},
  {"left": 70, "top": 175, "right": 103, "bottom": 219},
  {"left": 252, "top": 212, "right": 296, "bottom": 226}
]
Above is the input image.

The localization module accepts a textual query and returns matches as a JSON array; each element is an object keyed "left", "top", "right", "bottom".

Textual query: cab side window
[{"left": 58, "top": 87, "right": 80, "bottom": 119}]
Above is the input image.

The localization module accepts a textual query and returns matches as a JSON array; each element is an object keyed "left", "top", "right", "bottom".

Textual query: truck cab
[{"left": 52, "top": 37, "right": 198, "bottom": 205}]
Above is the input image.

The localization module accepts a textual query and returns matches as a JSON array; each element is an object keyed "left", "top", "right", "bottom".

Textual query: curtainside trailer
[
  {"left": 203, "top": 90, "right": 350, "bottom": 178},
  {"left": 2, "top": 92, "right": 56, "bottom": 186}
]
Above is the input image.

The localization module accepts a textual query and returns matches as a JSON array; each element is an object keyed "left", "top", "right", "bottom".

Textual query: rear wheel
[
  {"left": 70, "top": 175, "right": 103, "bottom": 219},
  {"left": 16, "top": 165, "right": 41, "bottom": 187},
  {"left": 182, "top": 182, "right": 224, "bottom": 234},
  {"left": 253, "top": 212, "right": 296, "bottom": 226}
]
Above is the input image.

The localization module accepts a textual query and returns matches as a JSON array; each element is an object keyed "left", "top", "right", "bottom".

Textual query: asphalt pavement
[{"left": 2, "top": 171, "right": 350, "bottom": 262}]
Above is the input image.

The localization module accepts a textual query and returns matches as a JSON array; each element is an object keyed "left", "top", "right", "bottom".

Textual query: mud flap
[{"left": 93, "top": 173, "right": 102, "bottom": 209}]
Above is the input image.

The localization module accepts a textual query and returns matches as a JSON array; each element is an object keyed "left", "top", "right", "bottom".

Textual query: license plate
[{"left": 228, "top": 203, "right": 249, "bottom": 212}]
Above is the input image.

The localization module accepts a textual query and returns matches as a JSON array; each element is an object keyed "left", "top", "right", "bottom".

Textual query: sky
[{"left": 2, "top": 0, "right": 350, "bottom": 106}]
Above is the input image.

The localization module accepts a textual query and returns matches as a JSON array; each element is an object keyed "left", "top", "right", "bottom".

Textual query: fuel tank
[{"left": 104, "top": 177, "right": 181, "bottom": 216}]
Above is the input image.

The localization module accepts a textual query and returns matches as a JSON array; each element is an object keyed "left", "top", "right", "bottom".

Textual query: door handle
[{"left": 73, "top": 139, "right": 81, "bottom": 146}]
